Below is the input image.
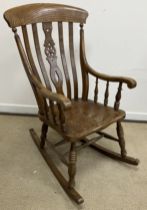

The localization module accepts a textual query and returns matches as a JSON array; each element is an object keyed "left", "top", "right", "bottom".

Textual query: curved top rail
[{"left": 4, "top": 3, "right": 88, "bottom": 28}]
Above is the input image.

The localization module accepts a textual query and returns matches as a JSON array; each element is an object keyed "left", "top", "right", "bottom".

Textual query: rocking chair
[{"left": 4, "top": 3, "right": 139, "bottom": 204}]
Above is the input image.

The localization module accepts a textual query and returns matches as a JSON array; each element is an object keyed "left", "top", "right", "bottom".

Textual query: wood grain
[{"left": 4, "top": 3, "right": 88, "bottom": 28}]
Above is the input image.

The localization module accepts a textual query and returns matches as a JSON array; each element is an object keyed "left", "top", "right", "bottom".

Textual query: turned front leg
[
  {"left": 40, "top": 123, "right": 48, "bottom": 148},
  {"left": 116, "top": 121, "right": 127, "bottom": 158},
  {"left": 68, "top": 142, "right": 77, "bottom": 188}
]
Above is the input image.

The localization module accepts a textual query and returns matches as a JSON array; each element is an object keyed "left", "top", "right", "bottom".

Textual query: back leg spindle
[
  {"left": 116, "top": 121, "right": 127, "bottom": 158},
  {"left": 40, "top": 123, "right": 48, "bottom": 149},
  {"left": 68, "top": 143, "right": 77, "bottom": 188}
]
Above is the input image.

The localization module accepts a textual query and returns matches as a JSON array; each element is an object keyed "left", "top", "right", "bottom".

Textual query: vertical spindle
[
  {"left": 58, "top": 104, "right": 66, "bottom": 131},
  {"left": 104, "top": 81, "right": 109, "bottom": 106},
  {"left": 94, "top": 77, "right": 98, "bottom": 103},
  {"left": 114, "top": 82, "right": 122, "bottom": 110},
  {"left": 50, "top": 101, "right": 57, "bottom": 125}
]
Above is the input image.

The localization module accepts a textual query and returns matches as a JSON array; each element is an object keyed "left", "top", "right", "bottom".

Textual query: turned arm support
[
  {"left": 31, "top": 75, "right": 72, "bottom": 110},
  {"left": 88, "top": 64, "right": 136, "bottom": 110},
  {"left": 80, "top": 25, "right": 136, "bottom": 109},
  {"left": 80, "top": 24, "right": 137, "bottom": 110},
  {"left": 87, "top": 65, "right": 137, "bottom": 89}
]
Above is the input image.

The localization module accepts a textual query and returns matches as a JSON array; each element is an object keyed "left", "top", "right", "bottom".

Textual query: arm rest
[
  {"left": 31, "top": 74, "right": 72, "bottom": 110},
  {"left": 87, "top": 65, "right": 137, "bottom": 89},
  {"left": 40, "top": 87, "right": 71, "bottom": 110}
]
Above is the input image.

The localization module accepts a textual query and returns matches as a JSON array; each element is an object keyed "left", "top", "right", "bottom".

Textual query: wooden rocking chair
[{"left": 4, "top": 3, "right": 139, "bottom": 204}]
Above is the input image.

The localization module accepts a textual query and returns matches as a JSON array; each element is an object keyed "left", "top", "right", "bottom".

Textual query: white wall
[{"left": 1, "top": 0, "right": 147, "bottom": 120}]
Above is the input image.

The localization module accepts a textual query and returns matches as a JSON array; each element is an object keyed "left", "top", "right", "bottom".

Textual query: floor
[{"left": 0, "top": 115, "right": 147, "bottom": 210}]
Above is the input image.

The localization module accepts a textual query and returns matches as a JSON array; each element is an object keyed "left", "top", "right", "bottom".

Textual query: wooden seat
[
  {"left": 46, "top": 100, "right": 125, "bottom": 140},
  {"left": 4, "top": 3, "right": 139, "bottom": 205}
]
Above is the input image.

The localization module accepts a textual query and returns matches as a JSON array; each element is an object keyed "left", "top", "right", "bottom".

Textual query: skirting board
[
  {"left": 0, "top": 103, "right": 38, "bottom": 115},
  {"left": 0, "top": 103, "right": 147, "bottom": 121}
]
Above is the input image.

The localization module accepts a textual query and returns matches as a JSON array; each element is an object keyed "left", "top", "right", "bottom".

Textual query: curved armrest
[
  {"left": 40, "top": 87, "right": 71, "bottom": 110},
  {"left": 31, "top": 74, "right": 72, "bottom": 110},
  {"left": 87, "top": 65, "right": 137, "bottom": 89},
  {"left": 80, "top": 28, "right": 136, "bottom": 89}
]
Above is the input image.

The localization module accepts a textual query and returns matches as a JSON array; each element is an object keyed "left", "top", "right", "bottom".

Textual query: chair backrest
[{"left": 4, "top": 4, "right": 89, "bottom": 109}]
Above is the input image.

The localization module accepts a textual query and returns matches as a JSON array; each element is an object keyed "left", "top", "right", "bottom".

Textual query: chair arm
[
  {"left": 31, "top": 74, "right": 72, "bottom": 110},
  {"left": 40, "top": 87, "right": 71, "bottom": 110},
  {"left": 87, "top": 65, "right": 137, "bottom": 89}
]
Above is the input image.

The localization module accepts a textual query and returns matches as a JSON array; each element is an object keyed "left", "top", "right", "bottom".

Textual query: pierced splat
[{"left": 43, "top": 22, "right": 64, "bottom": 94}]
